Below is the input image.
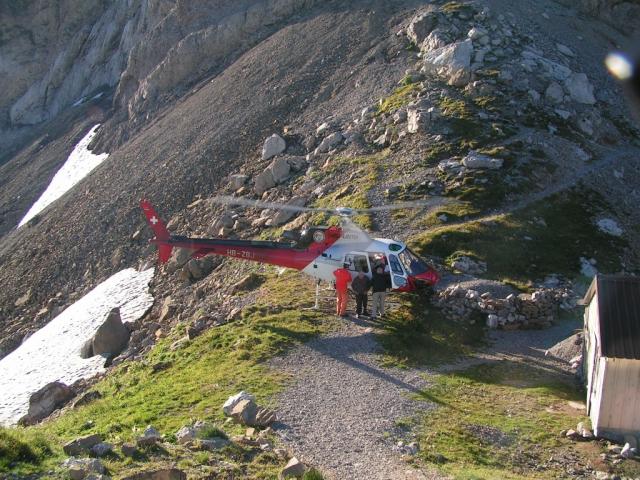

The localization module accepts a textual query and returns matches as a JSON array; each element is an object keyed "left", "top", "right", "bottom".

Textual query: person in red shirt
[{"left": 333, "top": 263, "right": 352, "bottom": 317}]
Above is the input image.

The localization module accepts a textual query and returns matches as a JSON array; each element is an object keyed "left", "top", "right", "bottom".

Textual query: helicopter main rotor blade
[
  {"left": 351, "top": 198, "right": 449, "bottom": 213},
  {"left": 210, "top": 195, "right": 334, "bottom": 213}
]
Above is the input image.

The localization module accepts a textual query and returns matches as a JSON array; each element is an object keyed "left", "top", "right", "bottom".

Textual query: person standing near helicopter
[
  {"left": 333, "top": 263, "right": 352, "bottom": 317},
  {"left": 351, "top": 269, "right": 371, "bottom": 318},
  {"left": 371, "top": 265, "right": 391, "bottom": 319}
]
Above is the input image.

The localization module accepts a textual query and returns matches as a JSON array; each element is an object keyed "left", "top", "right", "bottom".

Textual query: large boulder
[
  {"left": 262, "top": 134, "right": 286, "bottom": 161},
  {"left": 564, "top": 72, "right": 596, "bottom": 104},
  {"left": 229, "top": 399, "right": 276, "bottom": 427},
  {"left": 422, "top": 39, "right": 473, "bottom": 87},
  {"left": 223, "top": 391, "right": 256, "bottom": 415},
  {"left": 19, "top": 381, "right": 74, "bottom": 425},
  {"left": 84, "top": 308, "right": 130, "bottom": 358},
  {"left": 63, "top": 434, "right": 103, "bottom": 456}
]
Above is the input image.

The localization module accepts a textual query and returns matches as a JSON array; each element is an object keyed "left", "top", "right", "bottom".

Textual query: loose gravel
[{"left": 271, "top": 319, "right": 442, "bottom": 480}]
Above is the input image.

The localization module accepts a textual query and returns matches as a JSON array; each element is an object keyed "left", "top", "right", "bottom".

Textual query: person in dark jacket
[
  {"left": 351, "top": 270, "right": 371, "bottom": 318},
  {"left": 371, "top": 265, "right": 391, "bottom": 318}
]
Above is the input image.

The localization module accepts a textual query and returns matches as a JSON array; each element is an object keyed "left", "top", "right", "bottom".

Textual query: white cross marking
[{"left": 150, "top": 216, "right": 159, "bottom": 225}]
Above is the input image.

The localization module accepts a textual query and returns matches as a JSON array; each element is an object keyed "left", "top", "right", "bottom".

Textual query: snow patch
[
  {"left": 0, "top": 268, "right": 154, "bottom": 426},
  {"left": 18, "top": 125, "right": 109, "bottom": 227}
]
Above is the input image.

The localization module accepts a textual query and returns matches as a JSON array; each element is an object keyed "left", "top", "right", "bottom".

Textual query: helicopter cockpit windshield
[{"left": 397, "top": 248, "right": 429, "bottom": 276}]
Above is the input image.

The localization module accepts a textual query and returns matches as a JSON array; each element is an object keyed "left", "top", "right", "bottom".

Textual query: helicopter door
[
  {"left": 344, "top": 253, "right": 371, "bottom": 276},
  {"left": 387, "top": 253, "right": 409, "bottom": 289}
]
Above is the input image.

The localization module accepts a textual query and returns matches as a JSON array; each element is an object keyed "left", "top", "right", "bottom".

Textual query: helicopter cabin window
[
  {"left": 388, "top": 254, "right": 404, "bottom": 276},
  {"left": 344, "top": 254, "right": 369, "bottom": 273}
]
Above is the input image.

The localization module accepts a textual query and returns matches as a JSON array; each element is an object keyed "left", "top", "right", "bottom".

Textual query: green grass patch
[
  {"left": 1, "top": 270, "right": 334, "bottom": 477},
  {"left": 377, "top": 294, "right": 485, "bottom": 367},
  {"left": 441, "top": 1, "right": 475, "bottom": 16},
  {"left": 378, "top": 83, "right": 421, "bottom": 115},
  {"left": 303, "top": 468, "right": 325, "bottom": 479},
  {"left": 310, "top": 151, "right": 390, "bottom": 229},
  {"left": 410, "top": 188, "right": 626, "bottom": 285},
  {"left": 417, "top": 362, "right": 587, "bottom": 479},
  {"left": 0, "top": 428, "right": 54, "bottom": 474}
]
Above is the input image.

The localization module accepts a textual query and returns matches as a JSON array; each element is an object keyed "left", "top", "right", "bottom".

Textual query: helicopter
[{"left": 140, "top": 196, "right": 441, "bottom": 296}]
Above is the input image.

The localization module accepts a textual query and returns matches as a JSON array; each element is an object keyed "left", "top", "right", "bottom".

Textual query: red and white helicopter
[{"left": 141, "top": 197, "right": 440, "bottom": 295}]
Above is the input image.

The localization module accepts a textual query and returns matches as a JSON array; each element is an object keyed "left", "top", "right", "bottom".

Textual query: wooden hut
[{"left": 582, "top": 275, "right": 640, "bottom": 442}]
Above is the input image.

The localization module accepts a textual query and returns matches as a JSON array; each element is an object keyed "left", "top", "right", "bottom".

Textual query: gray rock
[
  {"left": 461, "top": 151, "right": 503, "bottom": 169},
  {"left": 393, "top": 109, "right": 407, "bottom": 124},
  {"left": 91, "top": 442, "right": 113, "bottom": 457},
  {"left": 136, "top": 425, "right": 162, "bottom": 447},
  {"left": 451, "top": 256, "right": 487, "bottom": 275},
  {"left": 120, "top": 443, "right": 137, "bottom": 457},
  {"left": 528, "top": 89, "right": 541, "bottom": 103},
  {"left": 564, "top": 72, "right": 596, "bottom": 104},
  {"left": 72, "top": 391, "right": 102, "bottom": 409},
  {"left": 279, "top": 457, "right": 306, "bottom": 479},
  {"left": 89, "top": 308, "right": 130, "bottom": 358},
  {"left": 262, "top": 134, "right": 286, "bottom": 161},
  {"left": 198, "top": 437, "right": 230, "bottom": 451},
  {"left": 229, "top": 174, "right": 249, "bottom": 190},
  {"left": 545, "top": 82, "right": 565, "bottom": 104},
  {"left": 406, "top": 11, "right": 437, "bottom": 45},
  {"left": 556, "top": 43, "right": 575, "bottom": 57},
  {"left": 407, "top": 107, "right": 432, "bottom": 134},
  {"left": 120, "top": 469, "right": 186, "bottom": 480},
  {"left": 487, "top": 314, "right": 499, "bottom": 329},
  {"left": 62, "top": 458, "right": 105, "bottom": 480},
  {"left": 63, "top": 434, "right": 102, "bottom": 456},
  {"left": 230, "top": 399, "right": 276, "bottom": 427},
  {"left": 19, "top": 381, "right": 74, "bottom": 425},
  {"left": 422, "top": 39, "right": 473, "bottom": 87},
  {"left": 438, "top": 158, "right": 462, "bottom": 172},
  {"left": 315, "top": 132, "right": 343, "bottom": 154},
  {"left": 254, "top": 169, "right": 276, "bottom": 196},
  {"left": 175, "top": 426, "right": 197, "bottom": 445},
  {"left": 467, "top": 27, "right": 487, "bottom": 41},
  {"left": 596, "top": 218, "right": 623, "bottom": 236},
  {"left": 270, "top": 197, "right": 307, "bottom": 226},
  {"left": 223, "top": 391, "right": 256, "bottom": 415},
  {"left": 421, "top": 29, "right": 448, "bottom": 52},
  {"left": 270, "top": 157, "right": 291, "bottom": 184},
  {"left": 286, "top": 156, "right": 307, "bottom": 172}
]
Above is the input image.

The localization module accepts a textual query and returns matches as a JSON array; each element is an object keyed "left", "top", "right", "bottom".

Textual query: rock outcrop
[
  {"left": 80, "top": 308, "right": 130, "bottom": 359},
  {"left": 19, "top": 381, "right": 74, "bottom": 425},
  {"left": 1, "top": 0, "right": 322, "bottom": 154}
]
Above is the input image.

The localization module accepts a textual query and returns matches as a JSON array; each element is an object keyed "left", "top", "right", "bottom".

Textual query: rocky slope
[{"left": 2, "top": 0, "right": 640, "bottom": 478}]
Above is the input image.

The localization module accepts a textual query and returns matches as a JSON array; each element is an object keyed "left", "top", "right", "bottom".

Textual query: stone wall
[{"left": 434, "top": 284, "right": 578, "bottom": 330}]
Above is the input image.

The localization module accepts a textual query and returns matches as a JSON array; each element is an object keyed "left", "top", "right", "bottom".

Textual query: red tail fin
[{"left": 140, "top": 199, "right": 173, "bottom": 263}]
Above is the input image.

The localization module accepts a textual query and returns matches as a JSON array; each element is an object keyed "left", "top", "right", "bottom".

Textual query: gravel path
[
  {"left": 270, "top": 303, "right": 581, "bottom": 479},
  {"left": 271, "top": 319, "right": 442, "bottom": 480}
]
